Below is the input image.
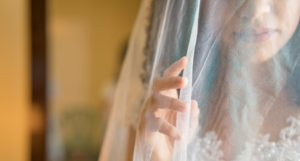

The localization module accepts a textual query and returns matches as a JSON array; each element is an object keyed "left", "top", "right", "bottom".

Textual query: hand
[{"left": 136, "top": 57, "right": 200, "bottom": 161}]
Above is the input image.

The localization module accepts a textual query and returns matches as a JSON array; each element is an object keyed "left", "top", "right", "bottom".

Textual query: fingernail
[
  {"left": 177, "top": 134, "right": 184, "bottom": 140},
  {"left": 185, "top": 102, "right": 190, "bottom": 109},
  {"left": 180, "top": 102, "right": 188, "bottom": 109},
  {"left": 181, "top": 77, "right": 189, "bottom": 86}
]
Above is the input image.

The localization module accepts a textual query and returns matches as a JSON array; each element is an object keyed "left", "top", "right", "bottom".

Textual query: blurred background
[{"left": 0, "top": 0, "right": 140, "bottom": 161}]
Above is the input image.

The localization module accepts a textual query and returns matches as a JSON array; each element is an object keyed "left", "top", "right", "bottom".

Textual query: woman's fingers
[
  {"left": 155, "top": 100, "right": 199, "bottom": 141},
  {"left": 149, "top": 93, "right": 189, "bottom": 113},
  {"left": 144, "top": 99, "right": 199, "bottom": 142},
  {"left": 143, "top": 57, "right": 191, "bottom": 143},
  {"left": 163, "top": 57, "right": 188, "bottom": 77},
  {"left": 190, "top": 100, "right": 200, "bottom": 129},
  {"left": 188, "top": 100, "right": 200, "bottom": 142},
  {"left": 152, "top": 76, "right": 188, "bottom": 92},
  {"left": 155, "top": 117, "right": 184, "bottom": 141}
]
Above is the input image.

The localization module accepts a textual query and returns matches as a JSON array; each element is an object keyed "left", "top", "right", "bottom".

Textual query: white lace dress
[{"left": 196, "top": 116, "right": 300, "bottom": 161}]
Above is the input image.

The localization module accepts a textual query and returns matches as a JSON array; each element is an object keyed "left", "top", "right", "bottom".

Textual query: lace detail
[
  {"left": 197, "top": 132, "right": 224, "bottom": 161},
  {"left": 199, "top": 116, "right": 300, "bottom": 161}
]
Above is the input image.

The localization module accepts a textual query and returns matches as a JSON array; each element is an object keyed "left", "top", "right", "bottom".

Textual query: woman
[{"left": 100, "top": 0, "right": 300, "bottom": 161}]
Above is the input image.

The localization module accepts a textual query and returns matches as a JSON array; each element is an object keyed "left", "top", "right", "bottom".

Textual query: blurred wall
[
  {"left": 48, "top": 0, "right": 141, "bottom": 108},
  {"left": 47, "top": 0, "right": 141, "bottom": 160},
  {"left": 0, "top": 0, "right": 30, "bottom": 161}
]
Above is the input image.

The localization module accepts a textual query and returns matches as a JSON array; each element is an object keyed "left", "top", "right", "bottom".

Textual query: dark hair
[{"left": 283, "top": 21, "right": 300, "bottom": 106}]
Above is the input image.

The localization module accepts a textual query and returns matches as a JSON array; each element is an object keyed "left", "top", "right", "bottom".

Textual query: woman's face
[{"left": 203, "top": 0, "right": 300, "bottom": 62}]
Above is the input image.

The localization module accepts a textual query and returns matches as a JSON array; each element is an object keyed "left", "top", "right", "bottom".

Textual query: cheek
[
  {"left": 278, "top": 1, "right": 300, "bottom": 34},
  {"left": 274, "top": 0, "right": 300, "bottom": 53}
]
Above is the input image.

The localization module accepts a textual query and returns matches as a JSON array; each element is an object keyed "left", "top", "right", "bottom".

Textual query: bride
[{"left": 100, "top": 0, "right": 300, "bottom": 161}]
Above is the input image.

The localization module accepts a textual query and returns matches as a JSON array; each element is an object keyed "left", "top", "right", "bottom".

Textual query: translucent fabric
[{"left": 99, "top": 0, "right": 300, "bottom": 161}]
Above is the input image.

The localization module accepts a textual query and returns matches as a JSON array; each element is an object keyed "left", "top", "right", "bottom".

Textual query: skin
[
  {"left": 136, "top": 0, "right": 300, "bottom": 160},
  {"left": 136, "top": 57, "right": 199, "bottom": 161},
  {"left": 203, "top": 0, "right": 300, "bottom": 62}
]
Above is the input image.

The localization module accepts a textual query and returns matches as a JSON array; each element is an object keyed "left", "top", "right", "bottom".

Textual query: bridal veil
[{"left": 100, "top": 0, "right": 300, "bottom": 160}]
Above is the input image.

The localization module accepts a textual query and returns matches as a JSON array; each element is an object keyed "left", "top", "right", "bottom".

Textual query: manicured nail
[
  {"left": 177, "top": 133, "right": 184, "bottom": 140},
  {"left": 185, "top": 102, "right": 190, "bottom": 109},
  {"left": 180, "top": 102, "right": 188, "bottom": 109}
]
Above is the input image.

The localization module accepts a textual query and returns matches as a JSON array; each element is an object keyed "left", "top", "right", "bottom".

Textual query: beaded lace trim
[{"left": 197, "top": 116, "right": 300, "bottom": 161}]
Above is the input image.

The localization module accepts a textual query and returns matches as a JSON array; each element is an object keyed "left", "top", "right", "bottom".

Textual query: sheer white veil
[
  {"left": 100, "top": 0, "right": 300, "bottom": 160},
  {"left": 99, "top": 0, "right": 152, "bottom": 160}
]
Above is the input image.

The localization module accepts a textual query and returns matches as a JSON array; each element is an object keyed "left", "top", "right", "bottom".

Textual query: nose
[{"left": 238, "top": 0, "right": 271, "bottom": 23}]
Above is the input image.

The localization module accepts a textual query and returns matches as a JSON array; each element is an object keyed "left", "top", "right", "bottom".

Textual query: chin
[
  {"left": 250, "top": 46, "right": 278, "bottom": 63},
  {"left": 250, "top": 53, "right": 276, "bottom": 63},
  {"left": 228, "top": 39, "right": 280, "bottom": 63}
]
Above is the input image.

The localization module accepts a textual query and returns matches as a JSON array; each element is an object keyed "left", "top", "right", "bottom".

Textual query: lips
[{"left": 234, "top": 28, "right": 276, "bottom": 43}]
